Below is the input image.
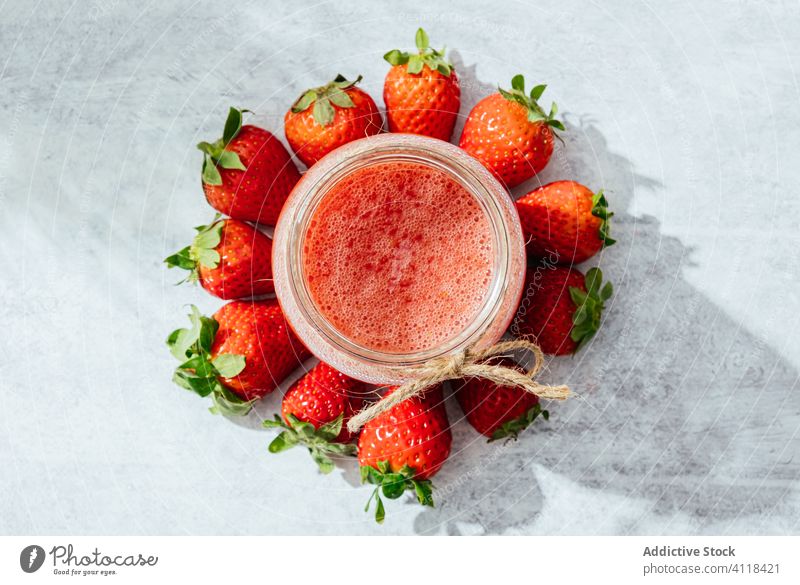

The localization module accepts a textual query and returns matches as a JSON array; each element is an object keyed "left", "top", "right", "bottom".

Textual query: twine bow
[{"left": 346, "top": 338, "right": 571, "bottom": 433}]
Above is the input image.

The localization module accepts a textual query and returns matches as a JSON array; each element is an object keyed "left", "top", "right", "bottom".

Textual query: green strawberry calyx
[
  {"left": 489, "top": 403, "right": 550, "bottom": 443},
  {"left": 290, "top": 74, "right": 363, "bottom": 127},
  {"left": 360, "top": 461, "right": 434, "bottom": 524},
  {"left": 384, "top": 27, "right": 454, "bottom": 77},
  {"left": 263, "top": 413, "right": 356, "bottom": 474},
  {"left": 197, "top": 107, "right": 249, "bottom": 186},
  {"left": 166, "top": 305, "right": 252, "bottom": 416},
  {"left": 568, "top": 268, "right": 613, "bottom": 352},
  {"left": 591, "top": 189, "right": 616, "bottom": 247},
  {"left": 163, "top": 214, "right": 224, "bottom": 283},
  {"left": 498, "top": 75, "right": 565, "bottom": 133}
]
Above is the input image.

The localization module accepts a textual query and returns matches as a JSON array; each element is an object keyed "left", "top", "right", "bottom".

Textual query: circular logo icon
[{"left": 20, "top": 545, "right": 45, "bottom": 573}]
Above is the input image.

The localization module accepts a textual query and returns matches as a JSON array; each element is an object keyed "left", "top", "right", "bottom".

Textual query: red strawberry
[
  {"left": 459, "top": 75, "right": 564, "bottom": 188},
  {"left": 357, "top": 385, "right": 451, "bottom": 523},
  {"left": 516, "top": 181, "right": 615, "bottom": 264},
  {"left": 167, "top": 300, "right": 310, "bottom": 415},
  {"left": 164, "top": 216, "right": 274, "bottom": 300},
  {"left": 383, "top": 28, "right": 461, "bottom": 141},
  {"left": 262, "top": 362, "right": 369, "bottom": 473},
  {"left": 455, "top": 361, "right": 549, "bottom": 442},
  {"left": 284, "top": 75, "right": 382, "bottom": 167},
  {"left": 512, "top": 266, "right": 612, "bottom": 355},
  {"left": 199, "top": 107, "right": 300, "bottom": 226}
]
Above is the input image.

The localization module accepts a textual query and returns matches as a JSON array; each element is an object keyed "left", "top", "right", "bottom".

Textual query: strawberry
[
  {"left": 284, "top": 75, "right": 382, "bottom": 167},
  {"left": 357, "top": 385, "right": 451, "bottom": 523},
  {"left": 167, "top": 300, "right": 310, "bottom": 415},
  {"left": 164, "top": 216, "right": 274, "bottom": 300},
  {"left": 455, "top": 361, "right": 549, "bottom": 442},
  {"left": 516, "top": 181, "right": 615, "bottom": 264},
  {"left": 459, "top": 75, "right": 564, "bottom": 188},
  {"left": 513, "top": 266, "right": 612, "bottom": 355},
  {"left": 262, "top": 362, "right": 369, "bottom": 473},
  {"left": 383, "top": 28, "right": 461, "bottom": 141},
  {"left": 198, "top": 107, "right": 300, "bottom": 226}
]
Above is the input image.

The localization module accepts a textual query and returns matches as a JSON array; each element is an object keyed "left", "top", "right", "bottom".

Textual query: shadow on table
[{"left": 409, "top": 54, "right": 800, "bottom": 535}]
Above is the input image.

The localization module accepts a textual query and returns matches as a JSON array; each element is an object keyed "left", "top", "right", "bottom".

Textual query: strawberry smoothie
[{"left": 302, "top": 161, "right": 494, "bottom": 354}]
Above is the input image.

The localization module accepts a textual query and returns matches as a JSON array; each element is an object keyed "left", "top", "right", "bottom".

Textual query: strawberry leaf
[
  {"left": 601, "top": 281, "right": 614, "bottom": 301},
  {"left": 164, "top": 246, "right": 195, "bottom": 274},
  {"left": 171, "top": 369, "right": 193, "bottom": 391},
  {"left": 572, "top": 305, "right": 588, "bottom": 326},
  {"left": 360, "top": 461, "right": 436, "bottom": 523},
  {"left": 210, "top": 386, "right": 255, "bottom": 416},
  {"left": 262, "top": 413, "right": 355, "bottom": 474},
  {"left": 268, "top": 431, "right": 299, "bottom": 453},
  {"left": 166, "top": 305, "right": 204, "bottom": 360},
  {"left": 331, "top": 73, "right": 350, "bottom": 85},
  {"left": 178, "top": 372, "right": 217, "bottom": 397},
  {"left": 489, "top": 403, "right": 549, "bottom": 443},
  {"left": 291, "top": 75, "right": 362, "bottom": 128},
  {"left": 222, "top": 107, "right": 243, "bottom": 145},
  {"left": 328, "top": 89, "right": 355, "bottom": 109},
  {"left": 530, "top": 84, "right": 547, "bottom": 101},
  {"left": 585, "top": 267, "right": 603, "bottom": 295},
  {"left": 569, "top": 287, "right": 588, "bottom": 306},
  {"left": 381, "top": 474, "right": 406, "bottom": 499},
  {"left": 316, "top": 415, "right": 344, "bottom": 442},
  {"left": 195, "top": 249, "right": 219, "bottom": 268},
  {"left": 568, "top": 269, "right": 613, "bottom": 352},
  {"left": 167, "top": 305, "right": 250, "bottom": 415},
  {"left": 199, "top": 107, "right": 250, "bottom": 185},
  {"left": 201, "top": 157, "right": 222, "bottom": 186},
  {"left": 591, "top": 190, "right": 616, "bottom": 246},
  {"left": 197, "top": 315, "right": 218, "bottom": 353},
  {"left": 312, "top": 98, "right": 335, "bottom": 127},
  {"left": 374, "top": 496, "right": 386, "bottom": 524},
  {"left": 192, "top": 221, "right": 222, "bottom": 250},
  {"left": 196, "top": 141, "right": 217, "bottom": 156},
  {"left": 384, "top": 28, "right": 454, "bottom": 77},
  {"left": 186, "top": 217, "right": 224, "bottom": 271},
  {"left": 383, "top": 49, "right": 409, "bottom": 66},
  {"left": 216, "top": 150, "right": 245, "bottom": 171},
  {"left": 180, "top": 355, "right": 214, "bottom": 377},
  {"left": 415, "top": 27, "right": 429, "bottom": 51},
  {"left": 361, "top": 465, "right": 380, "bottom": 485},
  {"left": 407, "top": 54, "right": 424, "bottom": 74},
  {"left": 499, "top": 75, "right": 563, "bottom": 136},
  {"left": 292, "top": 90, "right": 317, "bottom": 113},
  {"left": 412, "top": 479, "right": 434, "bottom": 507},
  {"left": 323, "top": 442, "right": 356, "bottom": 455},
  {"left": 212, "top": 354, "right": 245, "bottom": 378},
  {"left": 164, "top": 215, "right": 224, "bottom": 286},
  {"left": 262, "top": 415, "right": 287, "bottom": 430},
  {"left": 310, "top": 450, "right": 335, "bottom": 474}
]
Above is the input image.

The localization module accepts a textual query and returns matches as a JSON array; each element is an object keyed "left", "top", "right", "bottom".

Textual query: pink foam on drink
[{"left": 302, "top": 161, "right": 495, "bottom": 354}]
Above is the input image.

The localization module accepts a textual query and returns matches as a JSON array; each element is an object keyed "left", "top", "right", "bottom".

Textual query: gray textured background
[{"left": 1, "top": 0, "right": 798, "bottom": 535}]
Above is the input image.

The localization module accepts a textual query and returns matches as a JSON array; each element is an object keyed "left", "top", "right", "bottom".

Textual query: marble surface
[{"left": 1, "top": 0, "right": 799, "bottom": 535}]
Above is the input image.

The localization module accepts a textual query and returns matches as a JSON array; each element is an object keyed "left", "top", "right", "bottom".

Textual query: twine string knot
[{"left": 346, "top": 338, "right": 570, "bottom": 433}]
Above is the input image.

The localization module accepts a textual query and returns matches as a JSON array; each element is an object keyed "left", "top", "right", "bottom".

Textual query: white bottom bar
[{"left": 1, "top": 536, "right": 798, "bottom": 584}]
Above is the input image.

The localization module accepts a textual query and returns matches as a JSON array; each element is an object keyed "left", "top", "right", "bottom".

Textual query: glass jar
[{"left": 272, "top": 134, "right": 526, "bottom": 384}]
